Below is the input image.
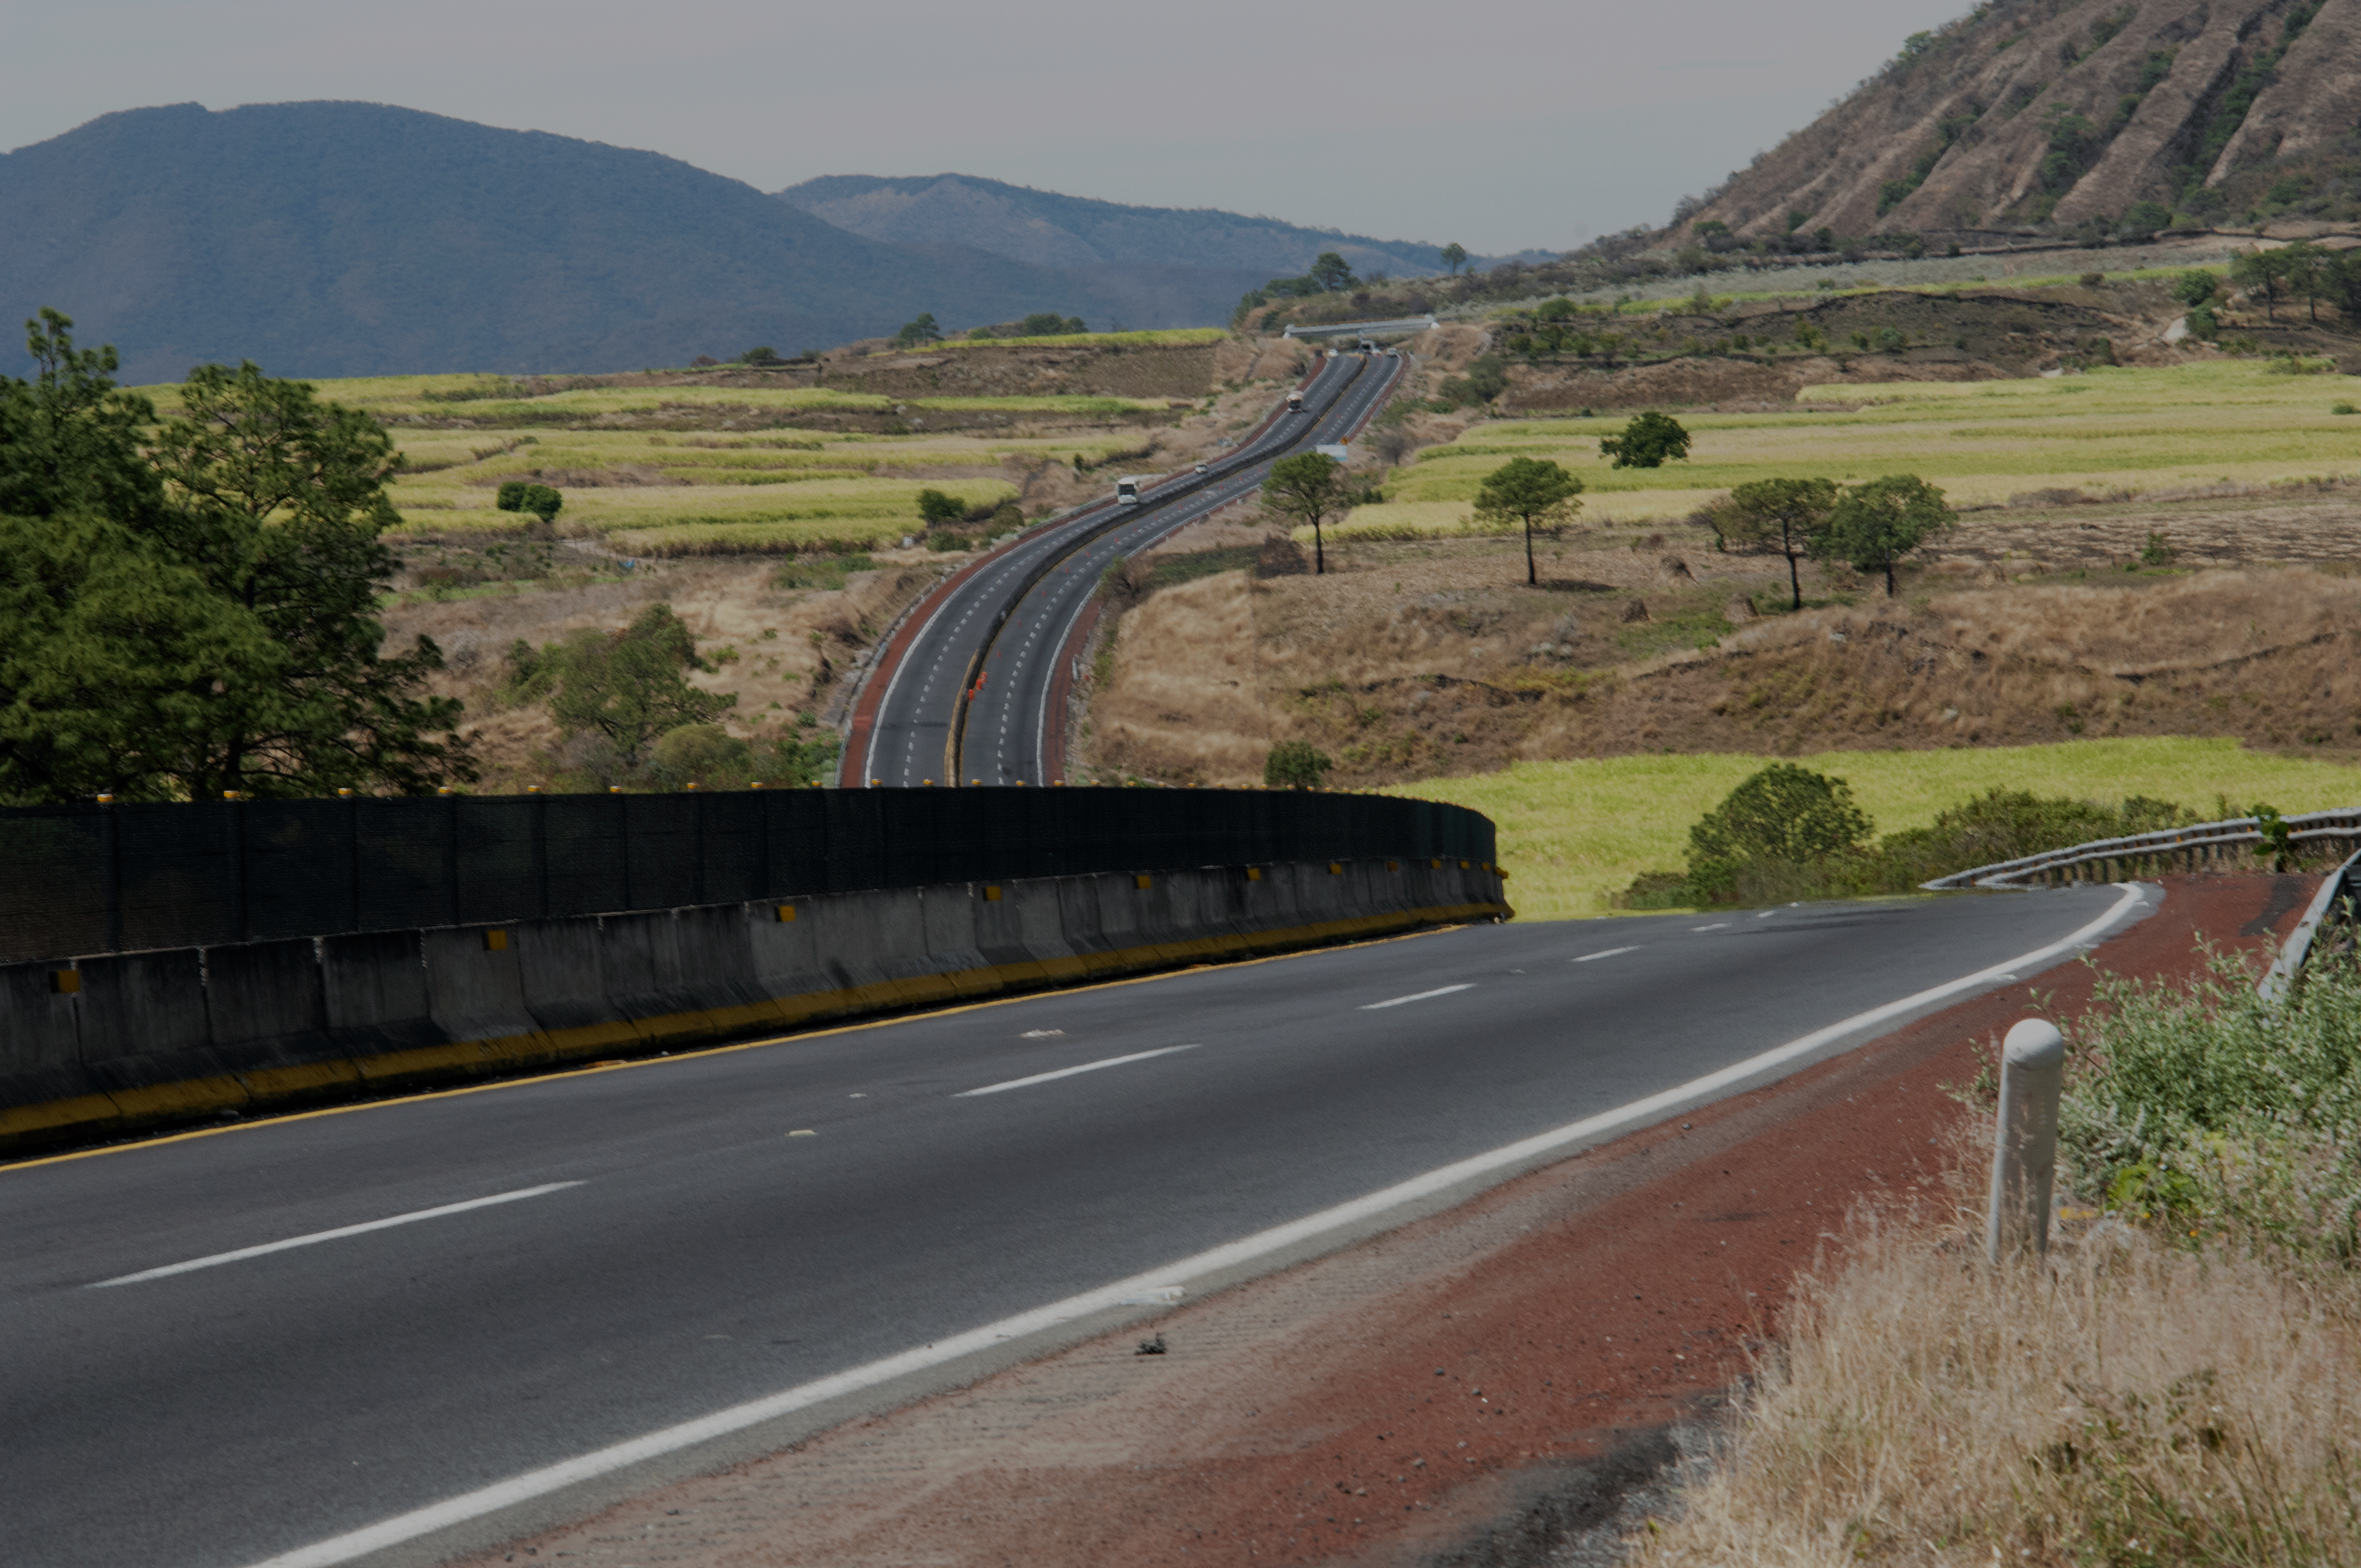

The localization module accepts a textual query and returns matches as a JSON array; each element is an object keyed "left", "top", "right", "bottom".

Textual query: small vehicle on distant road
[
  {"left": 1286, "top": 390, "right": 1305, "bottom": 412},
  {"left": 1116, "top": 476, "right": 1149, "bottom": 505}
]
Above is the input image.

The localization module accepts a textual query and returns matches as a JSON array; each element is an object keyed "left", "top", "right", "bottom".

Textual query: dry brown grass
[
  {"left": 1081, "top": 513, "right": 2361, "bottom": 787},
  {"left": 1631, "top": 1191, "right": 2361, "bottom": 1568},
  {"left": 388, "top": 558, "right": 936, "bottom": 789}
]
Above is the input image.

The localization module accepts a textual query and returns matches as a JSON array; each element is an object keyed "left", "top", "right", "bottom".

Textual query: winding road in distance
[{"left": 850, "top": 350, "right": 1405, "bottom": 788}]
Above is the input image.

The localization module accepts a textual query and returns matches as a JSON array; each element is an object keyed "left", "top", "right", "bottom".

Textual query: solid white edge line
[
  {"left": 239, "top": 883, "right": 2146, "bottom": 1568},
  {"left": 90, "top": 1183, "right": 586, "bottom": 1288},
  {"left": 1360, "top": 983, "right": 1476, "bottom": 1010},
  {"left": 955, "top": 1044, "right": 1199, "bottom": 1097},
  {"left": 1573, "top": 946, "right": 1641, "bottom": 963}
]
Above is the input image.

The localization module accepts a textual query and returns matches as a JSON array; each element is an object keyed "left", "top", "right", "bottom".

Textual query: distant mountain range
[
  {"left": 0, "top": 102, "right": 1457, "bottom": 385},
  {"left": 778, "top": 172, "right": 1443, "bottom": 280}
]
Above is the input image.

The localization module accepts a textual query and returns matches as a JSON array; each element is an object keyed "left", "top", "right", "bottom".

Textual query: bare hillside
[{"left": 1690, "top": 0, "right": 2361, "bottom": 242}]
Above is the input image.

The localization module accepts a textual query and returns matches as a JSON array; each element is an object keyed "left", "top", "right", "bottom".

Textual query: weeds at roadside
[{"left": 1628, "top": 956, "right": 2361, "bottom": 1567}]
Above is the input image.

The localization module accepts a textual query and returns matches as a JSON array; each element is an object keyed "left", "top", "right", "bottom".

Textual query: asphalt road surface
[
  {"left": 1, "top": 884, "right": 2148, "bottom": 1568},
  {"left": 857, "top": 351, "right": 1399, "bottom": 788},
  {"left": 963, "top": 351, "right": 1402, "bottom": 786}
]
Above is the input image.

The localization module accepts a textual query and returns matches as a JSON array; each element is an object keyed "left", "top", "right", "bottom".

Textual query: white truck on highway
[{"left": 1115, "top": 475, "right": 1150, "bottom": 505}]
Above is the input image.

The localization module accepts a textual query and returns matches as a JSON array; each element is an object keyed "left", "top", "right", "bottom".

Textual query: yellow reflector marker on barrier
[
  {"left": 1246, "top": 867, "right": 1262, "bottom": 881},
  {"left": 1430, "top": 858, "right": 1442, "bottom": 869},
  {"left": 50, "top": 970, "right": 79, "bottom": 995},
  {"left": 1134, "top": 874, "right": 1152, "bottom": 890},
  {"left": 1328, "top": 863, "right": 1343, "bottom": 875},
  {"left": 983, "top": 885, "right": 1003, "bottom": 901},
  {"left": 483, "top": 930, "right": 509, "bottom": 952},
  {"left": 1387, "top": 860, "right": 1399, "bottom": 872},
  {"left": 776, "top": 905, "right": 797, "bottom": 923}
]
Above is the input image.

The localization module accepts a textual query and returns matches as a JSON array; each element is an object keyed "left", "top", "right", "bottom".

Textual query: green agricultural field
[
  {"left": 137, "top": 371, "right": 1177, "bottom": 554},
  {"left": 1394, "top": 737, "right": 2361, "bottom": 921},
  {"left": 1346, "top": 361, "right": 2361, "bottom": 535}
]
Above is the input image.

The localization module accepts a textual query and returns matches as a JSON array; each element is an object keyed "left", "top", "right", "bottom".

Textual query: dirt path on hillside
[{"left": 456, "top": 875, "right": 2314, "bottom": 1568}]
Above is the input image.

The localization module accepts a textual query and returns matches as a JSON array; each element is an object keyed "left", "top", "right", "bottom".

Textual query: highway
[
  {"left": 0, "top": 884, "right": 2149, "bottom": 1568},
  {"left": 854, "top": 351, "right": 1400, "bottom": 788},
  {"left": 964, "top": 350, "right": 1401, "bottom": 785}
]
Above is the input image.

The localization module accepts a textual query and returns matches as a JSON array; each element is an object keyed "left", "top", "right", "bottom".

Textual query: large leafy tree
[
  {"left": 1815, "top": 474, "right": 1955, "bottom": 596},
  {"left": 508, "top": 603, "right": 735, "bottom": 766},
  {"left": 0, "top": 512, "right": 274, "bottom": 800},
  {"left": 0, "top": 316, "right": 475, "bottom": 802},
  {"left": 1261, "top": 451, "right": 1348, "bottom": 575},
  {"left": 144, "top": 361, "right": 471, "bottom": 796},
  {"left": 1472, "top": 456, "right": 1583, "bottom": 585},
  {"left": 0, "top": 309, "right": 162, "bottom": 523},
  {"left": 1720, "top": 477, "right": 1838, "bottom": 610}
]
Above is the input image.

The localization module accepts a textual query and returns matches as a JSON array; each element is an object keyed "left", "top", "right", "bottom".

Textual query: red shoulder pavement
[{"left": 457, "top": 874, "right": 2315, "bottom": 1568}]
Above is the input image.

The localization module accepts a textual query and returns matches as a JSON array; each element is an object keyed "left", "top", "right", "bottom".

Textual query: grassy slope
[
  {"left": 1348, "top": 362, "right": 2361, "bottom": 533},
  {"left": 1394, "top": 738, "right": 2361, "bottom": 921},
  {"left": 133, "top": 371, "right": 1186, "bottom": 554}
]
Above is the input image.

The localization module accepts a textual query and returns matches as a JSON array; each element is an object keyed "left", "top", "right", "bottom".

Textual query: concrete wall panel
[
  {"left": 421, "top": 926, "right": 537, "bottom": 1050},
  {"left": 75, "top": 950, "right": 210, "bottom": 1076},
  {"left": 204, "top": 939, "right": 329, "bottom": 1072},
  {"left": 320, "top": 931, "right": 438, "bottom": 1058},
  {"left": 0, "top": 859, "right": 1504, "bottom": 1153},
  {"left": 0, "top": 960, "right": 89, "bottom": 1107}
]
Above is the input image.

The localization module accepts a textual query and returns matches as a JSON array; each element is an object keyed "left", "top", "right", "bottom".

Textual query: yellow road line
[{"left": 2, "top": 909, "right": 1497, "bottom": 1174}]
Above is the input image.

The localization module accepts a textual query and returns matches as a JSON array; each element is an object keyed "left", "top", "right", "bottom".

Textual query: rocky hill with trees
[{"left": 1683, "top": 0, "right": 2361, "bottom": 246}]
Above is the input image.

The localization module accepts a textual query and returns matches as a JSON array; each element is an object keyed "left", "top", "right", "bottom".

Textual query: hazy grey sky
[{"left": 4, "top": 0, "right": 1971, "bottom": 254}]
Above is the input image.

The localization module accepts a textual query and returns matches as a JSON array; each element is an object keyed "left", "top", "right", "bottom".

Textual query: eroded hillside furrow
[{"left": 1692, "top": 0, "right": 2361, "bottom": 242}]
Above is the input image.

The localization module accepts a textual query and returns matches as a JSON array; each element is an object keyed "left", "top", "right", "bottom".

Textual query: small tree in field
[
  {"left": 1815, "top": 474, "right": 1955, "bottom": 596},
  {"left": 1600, "top": 411, "right": 1691, "bottom": 469},
  {"left": 1265, "top": 740, "right": 1332, "bottom": 789},
  {"left": 1309, "top": 252, "right": 1357, "bottom": 292},
  {"left": 2231, "top": 250, "right": 2284, "bottom": 322},
  {"left": 916, "top": 487, "right": 967, "bottom": 526},
  {"left": 1472, "top": 456, "right": 1584, "bottom": 585},
  {"left": 893, "top": 313, "right": 943, "bottom": 348},
  {"left": 1440, "top": 242, "right": 1468, "bottom": 276},
  {"left": 1261, "top": 451, "right": 1348, "bottom": 574},
  {"left": 1721, "top": 476, "right": 1838, "bottom": 610}
]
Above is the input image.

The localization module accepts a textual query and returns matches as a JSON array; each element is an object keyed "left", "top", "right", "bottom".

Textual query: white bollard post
[{"left": 1987, "top": 1018, "right": 2067, "bottom": 1264}]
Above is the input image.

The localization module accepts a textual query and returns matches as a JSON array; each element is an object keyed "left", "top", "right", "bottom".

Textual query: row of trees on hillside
[
  {"left": 1258, "top": 434, "right": 1950, "bottom": 606},
  {"left": 0, "top": 311, "right": 472, "bottom": 803},
  {"left": 2226, "top": 243, "right": 2361, "bottom": 325},
  {"left": 1707, "top": 476, "right": 1956, "bottom": 606},
  {"left": 1258, "top": 413, "right": 1695, "bottom": 585}
]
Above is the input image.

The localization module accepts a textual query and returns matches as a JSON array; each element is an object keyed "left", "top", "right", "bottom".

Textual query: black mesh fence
[{"left": 0, "top": 788, "right": 1497, "bottom": 963}]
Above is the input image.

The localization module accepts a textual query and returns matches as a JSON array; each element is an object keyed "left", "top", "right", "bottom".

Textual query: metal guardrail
[
  {"left": 1282, "top": 317, "right": 1438, "bottom": 340},
  {"left": 2261, "top": 847, "right": 2361, "bottom": 1003},
  {"left": 1919, "top": 808, "right": 2361, "bottom": 891}
]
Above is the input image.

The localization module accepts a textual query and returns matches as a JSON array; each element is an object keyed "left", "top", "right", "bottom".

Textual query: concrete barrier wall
[{"left": 0, "top": 859, "right": 1508, "bottom": 1155}]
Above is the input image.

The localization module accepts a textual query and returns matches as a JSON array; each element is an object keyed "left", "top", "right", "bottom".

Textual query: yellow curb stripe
[{"left": 2, "top": 902, "right": 1507, "bottom": 1170}]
